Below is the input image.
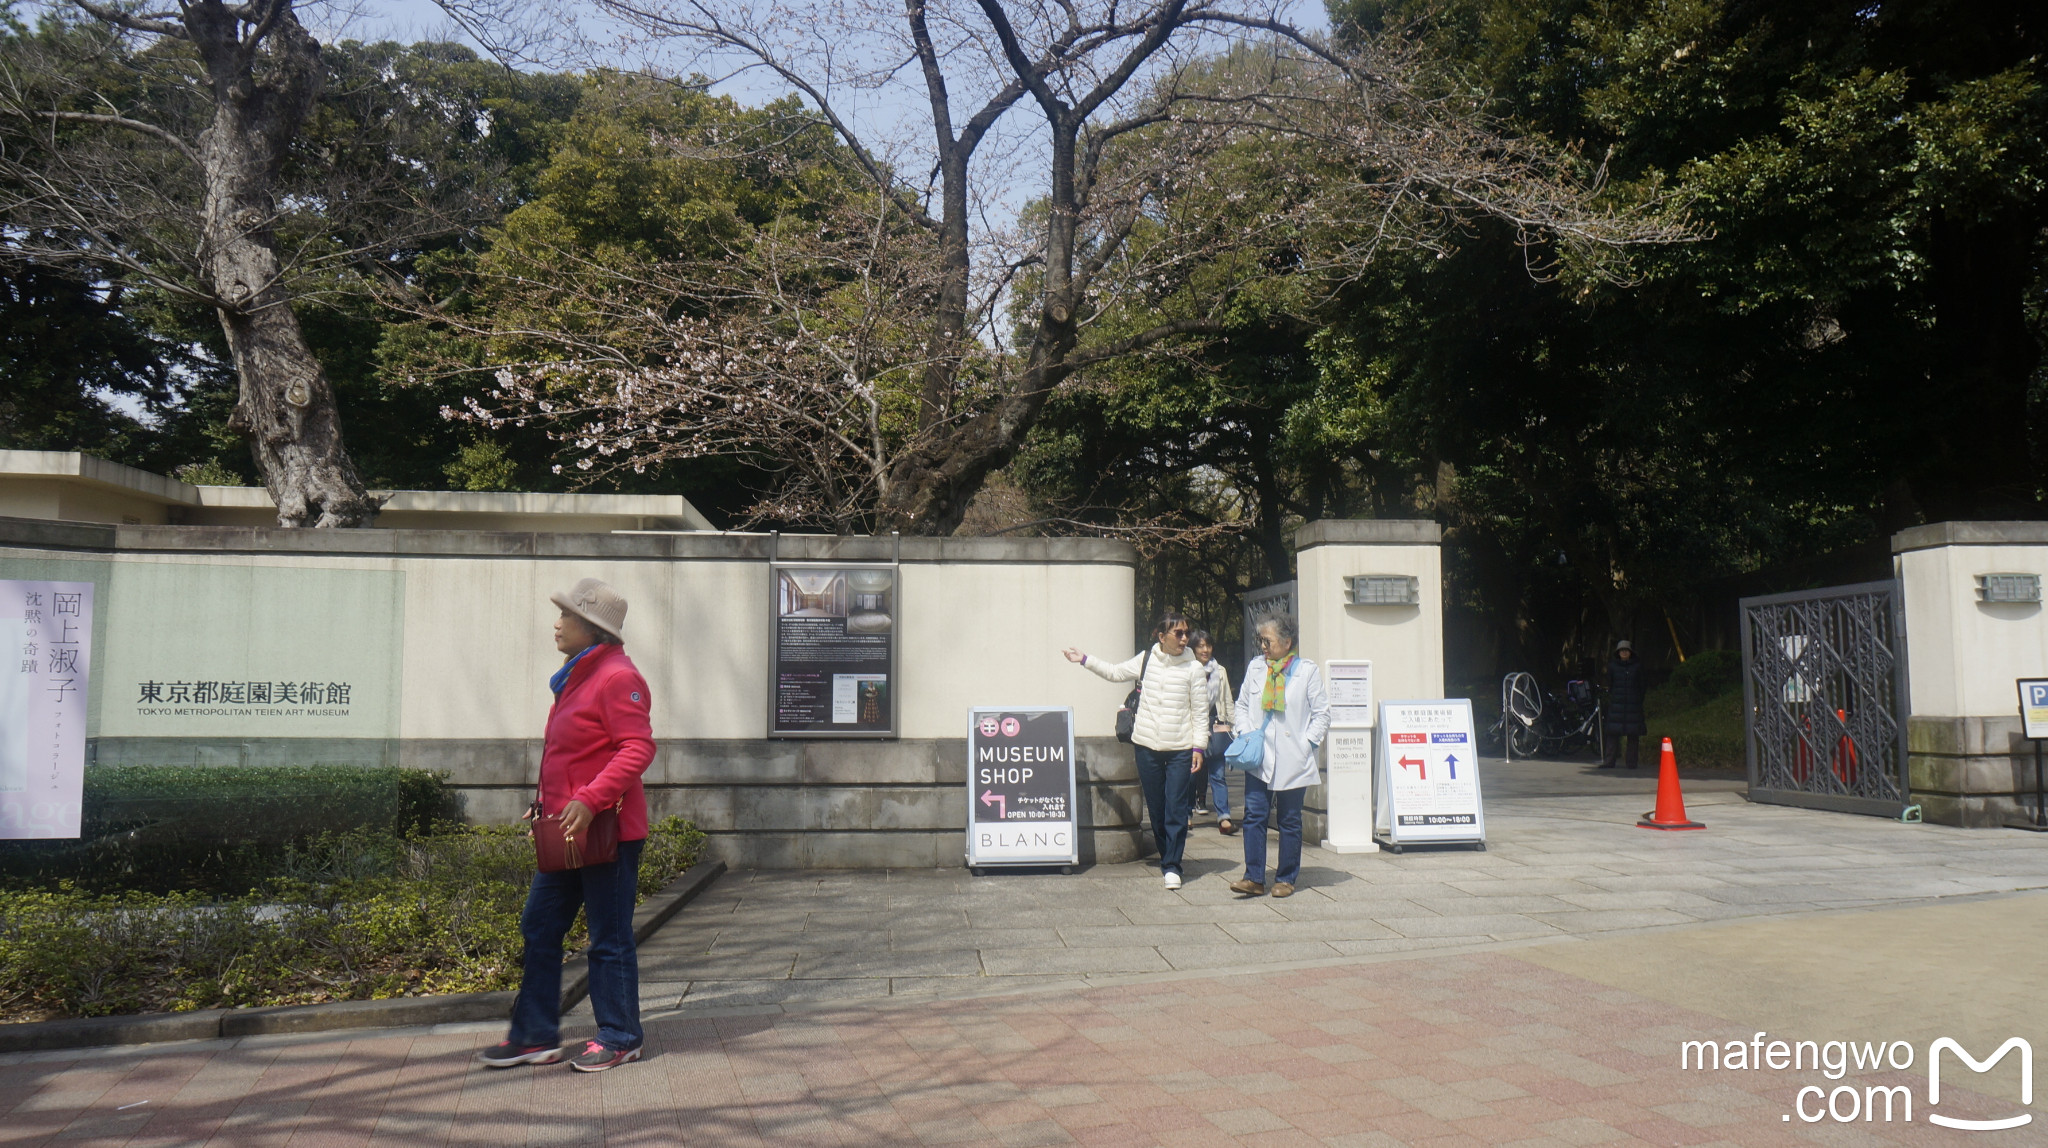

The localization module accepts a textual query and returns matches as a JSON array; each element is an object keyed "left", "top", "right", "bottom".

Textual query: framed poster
[
  {"left": 1373, "top": 698, "right": 1485, "bottom": 850},
  {"left": 965, "top": 706, "right": 1079, "bottom": 869},
  {"left": 2, "top": 579, "right": 93, "bottom": 839},
  {"left": 770, "top": 562, "right": 898, "bottom": 737}
]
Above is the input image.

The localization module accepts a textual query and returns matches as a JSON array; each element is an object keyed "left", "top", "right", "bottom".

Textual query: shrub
[
  {"left": 0, "top": 765, "right": 461, "bottom": 894},
  {"left": 1663, "top": 649, "right": 1743, "bottom": 706},
  {"left": 0, "top": 818, "right": 706, "bottom": 1021}
]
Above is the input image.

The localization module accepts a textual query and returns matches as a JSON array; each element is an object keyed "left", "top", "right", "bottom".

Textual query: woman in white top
[
  {"left": 1064, "top": 610, "right": 1209, "bottom": 889},
  {"left": 1228, "top": 615, "right": 1330, "bottom": 898}
]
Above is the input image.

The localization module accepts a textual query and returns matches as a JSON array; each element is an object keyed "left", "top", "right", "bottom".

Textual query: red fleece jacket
[{"left": 540, "top": 643, "right": 656, "bottom": 841}]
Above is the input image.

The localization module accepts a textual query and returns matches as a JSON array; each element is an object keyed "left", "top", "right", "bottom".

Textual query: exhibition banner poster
[
  {"left": 1, "top": 579, "right": 93, "bottom": 839},
  {"left": 965, "top": 706, "right": 1078, "bottom": 867},
  {"left": 1374, "top": 698, "right": 1484, "bottom": 846},
  {"left": 771, "top": 563, "right": 896, "bottom": 736}
]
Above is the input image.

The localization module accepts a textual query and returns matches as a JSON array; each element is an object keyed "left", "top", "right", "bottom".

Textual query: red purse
[{"left": 527, "top": 760, "right": 621, "bottom": 872}]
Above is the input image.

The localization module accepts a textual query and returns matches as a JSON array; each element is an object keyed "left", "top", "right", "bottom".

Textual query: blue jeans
[
  {"left": 1242, "top": 775, "right": 1305, "bottom": 886},
  {"left": 1206, "top": 731, "right": 1233, "bottom": 818},
  {"left": 1133, "top": 746, "right": 1194, "bottom": 874},
  {"left": 509, "top": 837, "right": 644, "bottom": 1051}
]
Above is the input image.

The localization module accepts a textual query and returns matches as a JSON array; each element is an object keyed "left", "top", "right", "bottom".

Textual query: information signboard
[
  {"left": 1374, "top": 698, "right": 1485, "bottom": 849},
  {"left": 1326, "top": 659, "right": 1374, "bottom": 727},
  {"left": 770, "top": 562, "right": 897, "bottom": 737},
  {"left": 2021, "top": 679, "right": 2048, "bottom": 741},
  {"left": 1, "top": 579, "right": 93, "bottom": 839},
  {"left": 965, "top": 706, "right": 1078, "bottom": 869},
  {"left": 1321, "top": 660, "right": 1377, "bottom": 853}
]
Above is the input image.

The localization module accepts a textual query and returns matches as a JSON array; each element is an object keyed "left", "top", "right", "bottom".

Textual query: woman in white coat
[
  {"left": 1064, "top": 610, "right": 1209, "bottom": 889},
  {"left": 1228, "top": 615, "right": 1330, "bottom": 898}
]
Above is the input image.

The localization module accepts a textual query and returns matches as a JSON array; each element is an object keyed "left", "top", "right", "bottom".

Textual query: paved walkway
[
  {"left": 7, "top": 893, "right": 2042, "bottom": 1146},
  {"left": 617, "top": 774, "right": 2048, "bottom": 1014},
  {"left": 9, "top": 761, "right": 2048, "bottom": 1146}
]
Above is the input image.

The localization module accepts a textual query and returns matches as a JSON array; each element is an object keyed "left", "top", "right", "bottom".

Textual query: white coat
[
  {"left": 1232, "top": 655, "right": 1331, "bottom": 791},
  {"left": 1082, "top": 643, "right": 1208, "bottom": 753}
]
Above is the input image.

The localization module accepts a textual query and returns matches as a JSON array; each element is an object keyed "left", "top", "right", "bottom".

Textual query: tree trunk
[{"left": 193, "top": 6, "right": 375, "bottom": 527}]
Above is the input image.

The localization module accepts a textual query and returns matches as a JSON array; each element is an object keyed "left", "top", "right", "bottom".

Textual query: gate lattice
[{"left": 1739, "top": 580, "right": 1909, "bottom": 816}]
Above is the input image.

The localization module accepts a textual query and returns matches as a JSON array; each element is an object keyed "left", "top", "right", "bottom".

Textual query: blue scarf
[{"left": 550, "top": 645, "right": 598, "bottom": 695}]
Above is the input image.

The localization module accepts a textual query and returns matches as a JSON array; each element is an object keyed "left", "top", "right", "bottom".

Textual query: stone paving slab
[{"left": 621, "top": 787, "right": 2048, "bottom": 1013}]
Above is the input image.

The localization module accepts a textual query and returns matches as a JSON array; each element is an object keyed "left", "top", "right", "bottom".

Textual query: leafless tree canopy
[{"left": 432, "top": 0, "right": 1692, "bottom": 533}]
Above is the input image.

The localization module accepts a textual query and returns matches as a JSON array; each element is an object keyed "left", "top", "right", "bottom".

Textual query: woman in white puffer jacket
[{"left": 1064, "top": 610, "right": 1208, "bottom": 889}]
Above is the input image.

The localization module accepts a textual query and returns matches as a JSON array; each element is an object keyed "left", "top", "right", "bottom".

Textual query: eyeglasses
[
  {"left": 1167, "top": 628, "right": 1190, "bottom": 638},
  {"left": 1258, "top": 636, "right": 1285, "bottom": 647}
]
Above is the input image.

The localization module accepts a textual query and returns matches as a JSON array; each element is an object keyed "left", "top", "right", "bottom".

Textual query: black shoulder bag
[{"left": 1113, "top": 646, "right": 1154, "bottom": 744}]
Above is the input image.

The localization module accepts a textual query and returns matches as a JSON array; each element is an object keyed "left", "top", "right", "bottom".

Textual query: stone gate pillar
[{"left": 1294, "top": 520, "right": 1444, "bottom": 844}]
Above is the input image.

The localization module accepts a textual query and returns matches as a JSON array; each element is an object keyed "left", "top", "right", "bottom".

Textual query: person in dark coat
[{"left": 1602, "top": 639, "right": 1648, "bottom": 768}]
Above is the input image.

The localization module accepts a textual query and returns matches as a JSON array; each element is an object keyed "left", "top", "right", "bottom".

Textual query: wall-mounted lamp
[
  {"left": 1976, "top": 573, "right": 2042, "bottom": 604},
  {"left": 1344, "top": 574, "right": 1419, "bottom": 606}
]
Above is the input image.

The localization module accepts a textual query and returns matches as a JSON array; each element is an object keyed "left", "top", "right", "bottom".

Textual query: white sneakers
[{"left": 1163, "top": 871, "right": 1182, "bottom": 890}]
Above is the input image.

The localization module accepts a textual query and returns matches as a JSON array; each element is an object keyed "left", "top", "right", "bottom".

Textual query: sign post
[
  {"left": 769, "top": 561, "right": 898, "bottom": 737},
  {"left": 1, "top": 579, "right": 93, "bottom": 839},
  {"left": 2017, "top": 679, "right": 2048, "bottom": 831},
  {"left": 965, "top": 706, "right": 1079, "bottom": 872},
  {"left": 1374, "top": 698, "right": 1484, "bottom": 853},
  {"left": 1321, "top": 660, "right": 1376, "bottom": 853}
]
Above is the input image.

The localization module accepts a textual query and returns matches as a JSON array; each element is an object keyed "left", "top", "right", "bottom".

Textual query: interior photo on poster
[{"left": 773, "top": 566, "right": 894, "bottom": 734}]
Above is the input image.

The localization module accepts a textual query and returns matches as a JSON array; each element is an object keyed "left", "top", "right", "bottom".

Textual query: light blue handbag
[
  {"left": 1224, "top": 712, "right": 1270, "bottom": 770},
  {"left": 1224, "top": 659, "right": 1296, "bottom": 770}
]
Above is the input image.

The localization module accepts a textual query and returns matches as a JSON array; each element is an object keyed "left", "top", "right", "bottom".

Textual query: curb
[{"left": 0, "top": 859, "right": 726, "bottom": 1054}]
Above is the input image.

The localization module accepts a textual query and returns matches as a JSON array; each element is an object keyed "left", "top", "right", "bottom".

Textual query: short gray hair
[{"left": 1255, "top": 614, "right": 1298, "bottom": 644}]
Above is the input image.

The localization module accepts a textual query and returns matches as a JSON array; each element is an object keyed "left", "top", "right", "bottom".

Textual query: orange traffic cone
[{"left": 1639, "top": 737, "right": 1704, "bottom": 830}]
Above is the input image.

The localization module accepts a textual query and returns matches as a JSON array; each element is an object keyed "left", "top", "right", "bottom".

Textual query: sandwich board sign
[
  {"left": 2021, "top": 679, "right": 2048, "bottom": 740},
  {"left": 1374, "top": 698, "right": 1485, "bottom": 851},
  {"left": 966, "top": 706, "right": 1079, "bottom": 870}
]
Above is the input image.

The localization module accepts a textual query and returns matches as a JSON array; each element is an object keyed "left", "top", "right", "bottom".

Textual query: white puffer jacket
[{"left": 1081, "top": 643, "right": 1209, "bottom": 753}]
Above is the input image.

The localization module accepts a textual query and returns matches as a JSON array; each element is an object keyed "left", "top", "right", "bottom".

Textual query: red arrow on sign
[
  {"left": 981, "top": 790, "right": 1006, "bottom": 819},
  {"left": 1398, "top": 755, "right": 1427, "bottom": 780}
]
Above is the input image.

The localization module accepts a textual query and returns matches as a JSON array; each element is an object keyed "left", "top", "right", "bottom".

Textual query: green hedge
[
  {"left": 0, "top": 765, "right": 461, "bottom": 894},
  {"left": 1645, "top": 657, "right": 1746, "bottom": 770},
  {"left": 0, "top": 817, "right": 706, "bottom": 1021}
]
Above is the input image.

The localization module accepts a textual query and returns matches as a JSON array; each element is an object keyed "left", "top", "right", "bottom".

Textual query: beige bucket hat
[{"left": 551, "top": 577, "right": 628, "bottom": 639}]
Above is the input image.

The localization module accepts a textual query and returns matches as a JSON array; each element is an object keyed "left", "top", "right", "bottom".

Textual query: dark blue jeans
[
  {"left": 1133, "top": 745, "right": 1195, "bottom": 874},
  {"left": 509, "top": 837, "right": 643, "bottom": 1051},
  {"left": 1242, "top": 775, "right": 1306, "bottom": 886}
]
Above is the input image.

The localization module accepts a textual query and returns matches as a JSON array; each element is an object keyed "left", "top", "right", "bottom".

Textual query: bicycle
[{"left": 1487, "top": 672, "right": 1604, "bottom": 759}]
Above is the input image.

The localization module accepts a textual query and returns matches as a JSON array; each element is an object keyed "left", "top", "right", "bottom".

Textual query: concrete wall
[
  {"left": 0, "top": 517, "right": 1145, "bottom": 867},
  {"left": 1294, "top": 519, "right": 1446, "bottom": 846},
  {"left": 1895, "top": 522, "right": 2048, "bottom": 827}
]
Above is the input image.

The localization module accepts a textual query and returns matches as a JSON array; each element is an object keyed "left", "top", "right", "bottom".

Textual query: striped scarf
[{"left": 1262, "top": 653, "right": 1297, "bottom": 713}]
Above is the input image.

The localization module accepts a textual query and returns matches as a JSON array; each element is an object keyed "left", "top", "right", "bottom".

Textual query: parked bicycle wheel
[{"left": 1509, "top": 717, "right": 1542, "bottom": 758}]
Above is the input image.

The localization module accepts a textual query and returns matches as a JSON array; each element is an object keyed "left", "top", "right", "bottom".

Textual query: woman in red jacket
[{"left": 480, "top": 578, "right": 656, "bottom": 1073}]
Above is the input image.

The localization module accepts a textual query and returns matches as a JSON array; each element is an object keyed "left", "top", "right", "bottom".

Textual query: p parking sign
[{"left": 2019, "top": 679, "right": 2048, "bottom": 740}]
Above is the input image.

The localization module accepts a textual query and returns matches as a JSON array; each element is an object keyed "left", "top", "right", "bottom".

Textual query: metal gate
[{"left": 1740, "top": 580, "right": 1909, "bottom": 816}]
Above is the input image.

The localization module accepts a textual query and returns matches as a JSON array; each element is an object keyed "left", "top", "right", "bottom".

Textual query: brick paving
[{"left": 3, "top": 937, "right": 2030, "bottom": 1146}]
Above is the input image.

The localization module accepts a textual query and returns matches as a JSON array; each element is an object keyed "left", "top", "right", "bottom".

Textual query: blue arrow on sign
[{"left": 1444, "top": 753, "right": 1459, "bottom": 779}]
